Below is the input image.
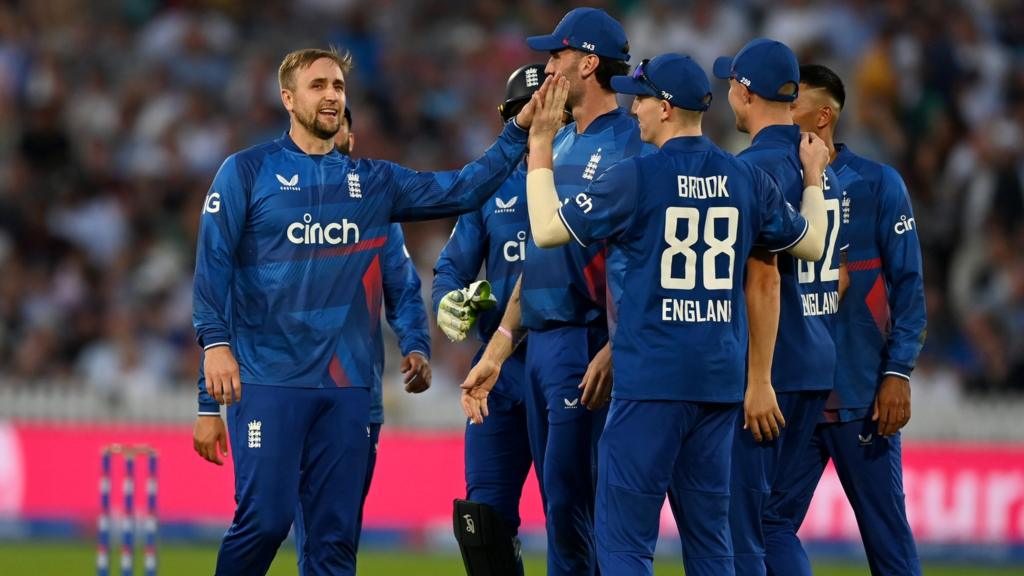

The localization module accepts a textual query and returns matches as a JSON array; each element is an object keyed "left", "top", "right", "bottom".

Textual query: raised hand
[
  {"left": 529, "top": 73, "right": 569, "bottom": 144},
  {"left": 515, "top": 74, "right": 554, "bottom": 129}
]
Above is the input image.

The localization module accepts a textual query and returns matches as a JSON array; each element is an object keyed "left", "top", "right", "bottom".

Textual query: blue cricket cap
[
  {"left": 713, "top": 38, "right": 800, "bottom": 102},
  {"left": 611, "top": 54, "right": 711, "bottom": 111},
  {"left": 527, "top": 7, "right": 630, "bottom": 62}
]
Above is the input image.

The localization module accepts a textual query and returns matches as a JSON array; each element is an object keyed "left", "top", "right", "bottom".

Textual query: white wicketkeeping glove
[{"left": 437, "top": 280, "right": 497, "bottom": 342}]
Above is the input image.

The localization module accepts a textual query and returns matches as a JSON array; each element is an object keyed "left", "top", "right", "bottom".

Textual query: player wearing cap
[
  {"left": 765, "top": 64, "right": 925, "bottom": 576},
  {"left": 191, "top": 47, "right": 541, "bottom": 575},
  {"left": 291, "top": 106, "right": 432, "bottom": 575},
  {"left": 459, "top": 8, "right": 648, "bottom": 575},
  {"left": 524, "top": 55, "right": 830, "bottom": 576},
  {"left": 713, "top": 39, "right": 846, "bottom": 576},
  {"left": 434, "top": 64, "right": 550, "bottom": 576}
]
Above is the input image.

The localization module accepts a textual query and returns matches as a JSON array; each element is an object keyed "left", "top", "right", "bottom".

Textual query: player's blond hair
[{"left": 278, "top": 47, "right": 352, "bottom": 91}]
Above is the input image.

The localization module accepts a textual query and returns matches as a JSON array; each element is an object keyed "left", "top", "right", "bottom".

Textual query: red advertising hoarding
[{"left": 2, "top": 422, "right": 1023, "bottom": 545}]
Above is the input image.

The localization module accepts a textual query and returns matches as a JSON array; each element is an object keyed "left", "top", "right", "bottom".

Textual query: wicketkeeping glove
[{"left": 437, "top": 280, "right": 497, "bottom": 342}]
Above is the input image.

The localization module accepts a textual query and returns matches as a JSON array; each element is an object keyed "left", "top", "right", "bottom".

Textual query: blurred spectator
[{"left": 0, "top": 0, "right": 1021, "bottom": 408}]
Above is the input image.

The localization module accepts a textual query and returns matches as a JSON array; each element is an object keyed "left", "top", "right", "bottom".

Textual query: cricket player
[
  {"left": 292, "top": 105, "right": 432, "bottom": 575},
  {"left": 460, "top": 8, "right": 647, "bottom": 575},
  {"left": 713, "top": 38, "right": 845, "bottom": 576},
  {"left": 190, "top": 47, "right": 538, "bottom": 575},
  {"left": 524, "top": 56, "right": 831, "bottom": 576},
  {"left": 765, "top": 63, "right": 925, "bottom": 576},
  {"left": 433, "top": 64, "right": 551, "bottom": 575}
]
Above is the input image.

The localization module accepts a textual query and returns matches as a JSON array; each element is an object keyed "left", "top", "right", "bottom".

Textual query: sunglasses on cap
[{"left": 632, "top": 59, "right": 673, "bottom": 101}]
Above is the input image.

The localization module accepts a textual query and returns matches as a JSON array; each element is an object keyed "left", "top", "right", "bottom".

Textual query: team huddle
[{"left": 191, "top": 7, "right": 926, "bottom": 576}]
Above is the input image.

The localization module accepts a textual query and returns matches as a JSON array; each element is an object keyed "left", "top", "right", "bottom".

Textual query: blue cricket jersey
[
  {"left": 433, "top": 161, "right": 529, "bottom": 341},
  {"left": 193, "top": 123, "right": 526, "bottom": 412},
  {"left": 738, "top": 125, "right": 843, "bottom": 393},
  {"left": 369, "top": 223, "right": 430, "bottom": 424},
  {"left": 559, "top": 136, "right": 808, "bottom": 402},
  {"left": 827, "top": 144, "right": 926, "bottom": 420},
  {"left": 520, "top": 108, "right": 650, "bottom": 331},
  {"left": 432, "top": 161, "right": 529, "bottom": 399}
]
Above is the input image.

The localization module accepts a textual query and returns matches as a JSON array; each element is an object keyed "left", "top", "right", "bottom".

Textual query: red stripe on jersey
[
  {"left": 582, "top": 248, "right": 607, "bottom": 306},
  {"left": 847, "top": 257, "right": 882, "bottom": 272},
  {"left": 363, "top": 254, "right": 383, "bottom": 328},
  {"left": 329, "top": 354, "right": 352, "bottom": 388},
  {"left": 865, "top": 273, "right": 891, "bottom": 335},
  {"left": 317, "top": 236, "right": 387, "bottom": 258}
]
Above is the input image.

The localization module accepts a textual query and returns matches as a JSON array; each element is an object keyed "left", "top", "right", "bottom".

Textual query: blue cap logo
[
  {"left": 610, "top": 54, "right": 711, "bottom": 112},
  {"left": 527, "top": 7, "right": 630, "bottom": 62}
]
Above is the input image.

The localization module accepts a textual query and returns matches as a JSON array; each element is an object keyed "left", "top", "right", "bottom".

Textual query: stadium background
[{"left": 0, "top": 0, "right": 1023, "bottom": 573}]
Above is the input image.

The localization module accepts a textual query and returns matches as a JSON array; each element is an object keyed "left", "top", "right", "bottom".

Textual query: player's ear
[
  {"left": 660, "top": 99, "right": 672, "bottom": 121},
  {"left": 820, "top": 105, "right": 834, "bottom": 130},
  {"left": 579, "top": 53, "right": 598, "bottom": 79},
  {"left": 742, "top": 84, "right": 754, "bottom": 105},
  {"left": 281, "top": 88, "right": 294, "bottom": 112}
]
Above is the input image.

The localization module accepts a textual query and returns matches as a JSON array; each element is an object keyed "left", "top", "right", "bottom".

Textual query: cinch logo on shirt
[
  {"left": 503, "top": 230, "right": 528, "bottom": 262},
  {"left": 895, "top": 214, "right": 916, "bottom": 235},
  {"left": 276, "top": 174, "right": 300, "bottom": 191},
  {"left": 248, "top": 420, "right": 262, "bottom": 448},
  {"left": 495, "top": 196, "right": 518, "bottom": 214},
  {"left": 287, "top": 213, "right": 361, "bottom": 245}
]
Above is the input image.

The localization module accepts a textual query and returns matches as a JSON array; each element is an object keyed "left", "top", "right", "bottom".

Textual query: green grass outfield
[{"left": 0, "top": 542, "right": 1020, "bottom": 575}]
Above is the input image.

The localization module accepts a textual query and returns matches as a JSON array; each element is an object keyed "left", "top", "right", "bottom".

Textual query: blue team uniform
[
  {"left": 294, "top": 223, "right": 429, "bottom": 575},
  {"left": 432, "top": 162, "right": 533, "bottom": 559},
  {"left": 559, "top": 135, "right": 808, "bottom": 576},
  {"left": 729, "top": 124, "right": 844, "bottom": 576},
  {"left": 520, "top": 108, "right": 648, "bottom": 576},
  {"left": 762, "top": 145, "right": 925, "bottom": 576},
  {"left": 193, "top": 123, "right": 526, "bottom": 576}
]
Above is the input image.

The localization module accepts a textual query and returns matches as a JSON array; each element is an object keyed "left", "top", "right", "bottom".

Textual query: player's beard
[
  {"left": 296, "top": 102, "right": 341, "bottom": 140},
  {"left": 565, "top": 81, "right": 582, "bottom": 110}
]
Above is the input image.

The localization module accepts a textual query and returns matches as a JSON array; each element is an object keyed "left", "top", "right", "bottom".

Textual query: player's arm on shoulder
[{"left": 787, "top": 133, "right": 830, "bottom": 261}]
